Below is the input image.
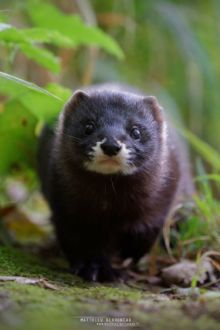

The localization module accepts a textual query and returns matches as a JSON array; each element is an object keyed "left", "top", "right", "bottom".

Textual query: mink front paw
[{"left": 70, "top": 257, "right": 120, "bottom": 282}]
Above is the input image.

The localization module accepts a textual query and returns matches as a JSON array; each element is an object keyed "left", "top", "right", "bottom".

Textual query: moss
[
  {"left": 0, "top": 245, "right": 79, "bottom": 285},
  {"left": 0, "top": 245, "right": 220, "bottom": 330}
]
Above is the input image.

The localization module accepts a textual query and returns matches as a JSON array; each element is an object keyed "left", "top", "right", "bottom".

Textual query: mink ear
[
  {"left": 67, "top": 90, "right": 90, "bottom": 108},
  {"left": 59, "top": 90, "right": 90, "bottom": 126},
  {"left": 143, "top": 96, "right": 163, "bottom": 124}
]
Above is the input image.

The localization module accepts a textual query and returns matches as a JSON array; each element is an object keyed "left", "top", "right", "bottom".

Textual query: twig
[
  {"left": 201, "top": 278, "right": 220, "bottom": 288},
  {"left": 0, "top": 276, "right": 59, "bottom": 290}
]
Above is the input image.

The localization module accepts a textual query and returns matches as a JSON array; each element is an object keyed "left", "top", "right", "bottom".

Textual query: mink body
[{"left": 38, "top": 84, "right": 193, "bottom": 282}]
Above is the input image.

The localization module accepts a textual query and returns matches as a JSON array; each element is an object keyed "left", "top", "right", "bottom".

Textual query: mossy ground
[{"left": 0, "top": 246, "right": 220, "bottom": 330}]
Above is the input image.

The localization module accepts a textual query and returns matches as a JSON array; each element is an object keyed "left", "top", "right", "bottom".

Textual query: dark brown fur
[{"left": 38, "top": 85, "right": 193, "bottom": 282}]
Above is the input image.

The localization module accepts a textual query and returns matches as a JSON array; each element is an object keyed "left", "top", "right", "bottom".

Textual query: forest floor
[{"left": 0, "top": 245, "right": 220, "bottom": 330}]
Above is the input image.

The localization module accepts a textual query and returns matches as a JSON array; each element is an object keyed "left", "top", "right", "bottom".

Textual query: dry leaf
[
  {"left": 4, "top": 209, "right": 47, "bottom": 243},
  {"left": 161, "top": 258, "right": 216, "bottom": 287}
]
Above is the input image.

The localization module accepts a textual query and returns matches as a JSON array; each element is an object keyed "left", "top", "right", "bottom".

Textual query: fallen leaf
[
  {"left": 161, "top": 257, "right": 216, "bottom": 287},
  {"left": 4, "top": 208, "right": 47, "bottom": 243}
]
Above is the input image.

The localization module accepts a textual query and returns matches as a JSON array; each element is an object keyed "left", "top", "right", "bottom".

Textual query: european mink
[{"left": 38, "top": 84, "right": 193, "bottom": 282}]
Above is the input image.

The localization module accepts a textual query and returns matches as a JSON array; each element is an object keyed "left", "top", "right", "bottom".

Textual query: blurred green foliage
[
  {"left": 0, "top": 0, "right": 220, "bottom": 178},
  {"left": 171, "top": 174, "right": 220, "bottom": 257},
  {"left": 0, "top": 0, "right": 219, "bottom": 261},
  {"left": 91, "top": 0, "right": 220, "bottom": 150},
  {"left": 0, "top": 0, "right": 123, "bottom": 176}
]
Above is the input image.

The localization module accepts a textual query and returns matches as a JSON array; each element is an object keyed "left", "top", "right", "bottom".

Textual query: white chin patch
[{"left": 84, "top": 139, "right": 137, "bottom": 175}]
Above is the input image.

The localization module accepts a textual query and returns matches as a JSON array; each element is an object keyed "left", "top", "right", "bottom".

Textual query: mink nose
[{"left": 101, "top": 141, "right": 121, "bottom": 156}]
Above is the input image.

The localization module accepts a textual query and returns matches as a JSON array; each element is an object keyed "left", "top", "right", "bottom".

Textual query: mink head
[{"left": 57, "top": 90, "right": 166, "bottom": 175}]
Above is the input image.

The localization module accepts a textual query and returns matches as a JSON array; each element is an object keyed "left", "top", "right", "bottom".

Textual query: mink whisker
[{"left": 61, "top": 132, "right": 82, "bottom": 143}]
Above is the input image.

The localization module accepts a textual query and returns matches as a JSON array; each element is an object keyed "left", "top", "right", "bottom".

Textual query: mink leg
[
  {"left": 54, "top": 219, "right": 119, "bottom": 282},
  {"left": 70, "top": 255, "right": 120, "bottom": 282},
  {"left": 119, "top": 225, "right": 161, "bottom": 262}
]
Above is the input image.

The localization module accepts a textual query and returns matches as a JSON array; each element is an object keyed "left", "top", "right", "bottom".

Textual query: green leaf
[
  {"left": 0, "top": 76, "right": 71, "bottom": 124},
  {"left": 24, "top": 28, "right": 74, "bottom": 47},
  {"left": 46, "top": 83, "right": 72, "bottom": 102},
  {"left": 0, "top": 78, "right": 70, "bottom": 123},
  {"left": 0, "top": 24, "right": 28, "bottom": 43},
  {"left": 0, "top": 25, "right": 74, "bottom": 48},
  {"left": 26, "top": 1, "right": 124, "bottom": 59},
  {"left": 181, "top": 128, "right": 220, "bottom": 170},
  {"left": 19, "top": 91, "right": 63, "bottom": 123},
  {"left": 0, "top": 24, "right": 60, "bottom": 73},
  {"left": 19, "top": 43, "right": 60, "bottom": 73},
  {"left": 0, "top": 101, "right": 37, "bottom": 174},
  {"left": 0, "top": 25, "right": 61, "bottom": 73},
  {"left": 0, "top": 78, "right": 28, "bottom": 99},
  {"left": 0, "top": 71, "right": 61, "bottom": 99},
  {"left": 19, "top": 84, "right": 71, "bottom": 123}
]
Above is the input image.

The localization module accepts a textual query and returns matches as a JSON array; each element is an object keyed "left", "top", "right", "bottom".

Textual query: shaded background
[
  {"left": 0, "top": 3, "right": 220, "bottom": 329},
  {"left": 1, "top": 0, "right": 220, "bottom": 149},
  {"left": 0, "top": 0, "right": 220, "bottom": 246}
]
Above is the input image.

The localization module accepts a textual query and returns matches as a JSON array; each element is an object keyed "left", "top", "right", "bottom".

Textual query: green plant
[
  {"left": 170, "top": 170, "right": 220, "bottom": 258},
  {"left": 0, "top": 0, "right": 123, "bottom": 178}
]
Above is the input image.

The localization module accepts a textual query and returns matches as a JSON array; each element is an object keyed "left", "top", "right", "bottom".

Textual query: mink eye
[
  {"left": 84, "top": 122, "right": 95, "bottom": 135},
  {"left": 130, "top": 127, "right": 141, "bottom": 140}
]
